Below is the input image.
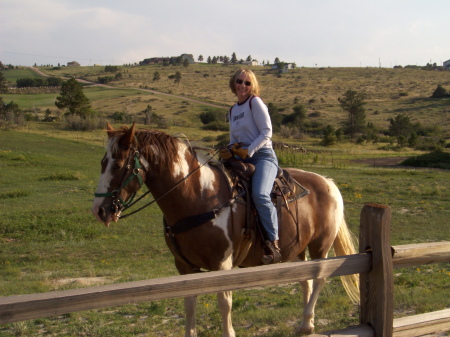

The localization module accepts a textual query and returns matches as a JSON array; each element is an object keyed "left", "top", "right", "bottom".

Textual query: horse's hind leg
[
  {"left": 217, "top": 291, "right": 236, "bottom": 337},
  {"left": 296, "top": 278, "right": 326, "bottom": 335},
  {"left": 295, "top": 250, "right": 327, "bottom": 335},
  {"left": 184, "top": 296, "right": 197, "bottom": 337}
]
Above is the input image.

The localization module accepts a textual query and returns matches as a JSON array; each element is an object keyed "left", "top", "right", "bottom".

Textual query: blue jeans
[{"left": 244, "top": 148, "right": 279, "bottom": 241}]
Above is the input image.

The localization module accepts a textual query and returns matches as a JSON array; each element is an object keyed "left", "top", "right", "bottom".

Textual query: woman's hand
[
  {"left": 231, "top": 143, "right": 248, "bottom": 159},
  {"left": 219, "top": 147, "right": 233, "bottom": 160}
]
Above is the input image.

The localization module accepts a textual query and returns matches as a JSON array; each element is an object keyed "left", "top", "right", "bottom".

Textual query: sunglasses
[{"left": 236, "top": 79, "right": 251, "bottom": 86}]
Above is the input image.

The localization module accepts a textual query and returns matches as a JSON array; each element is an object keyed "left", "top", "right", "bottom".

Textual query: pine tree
[
  {"left": 55, "top": 78, "right": 91, "bottom": 118},
  {"left": 338, "top": 90, "right": 367, "bottom": 140},
  {"left": 231, "top": 52, "right": 238, "bottom": 65},
  {"left": 174, "top": 71, "right": 182, "bottom": 85}
]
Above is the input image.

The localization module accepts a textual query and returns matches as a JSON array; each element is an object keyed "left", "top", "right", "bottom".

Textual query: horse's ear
[
  {"left": 106, "top": 122, "right": 115, "bottom": 138},
  {"left": 121, "top": 123, "right": 136, "bottom": 148}
]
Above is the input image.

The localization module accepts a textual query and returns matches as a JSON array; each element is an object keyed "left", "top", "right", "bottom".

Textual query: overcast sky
[{"left": 1, "top": 0, "right": 449, "bottom": 68}]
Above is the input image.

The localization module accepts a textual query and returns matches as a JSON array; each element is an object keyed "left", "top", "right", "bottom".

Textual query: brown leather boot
[{"left": 262, "top": 240, "right": 281, "bottom": 264}]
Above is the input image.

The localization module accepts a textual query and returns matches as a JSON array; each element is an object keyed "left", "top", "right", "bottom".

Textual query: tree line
[
  {"left": 201, "top": 53, "right": 288, "bottom": 67},
  {"left": 16, "top": 77, "right": 64, "bottom": 88}
]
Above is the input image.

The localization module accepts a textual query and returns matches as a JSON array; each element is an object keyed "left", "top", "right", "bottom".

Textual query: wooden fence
[{"left": 1, "top": 204, "right": 449, "bottom": 336}]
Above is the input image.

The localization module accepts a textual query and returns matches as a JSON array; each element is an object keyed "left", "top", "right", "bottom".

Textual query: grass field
[
  {"left": 0, "top": 129, "right": 448, "bottom": 336},
  {"left": 1, "top": 68, "right": 46, "bottom": 82},
  {"left": 1, "top": 65, "right": 449, "bottom": 335}
]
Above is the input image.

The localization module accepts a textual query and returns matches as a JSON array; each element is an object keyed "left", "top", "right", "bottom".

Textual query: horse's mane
[{"left": 109, "top": 127, "right": 196, "bottom": 173}]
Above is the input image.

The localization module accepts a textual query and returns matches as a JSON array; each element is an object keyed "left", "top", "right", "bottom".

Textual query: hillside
[{"left": 2, "top": 64, "right": 450, "bottom": 140}]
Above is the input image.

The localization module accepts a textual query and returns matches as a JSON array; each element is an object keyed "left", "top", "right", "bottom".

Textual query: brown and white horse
[{"left": 92, "top": 123, "right": 359, "bottom": 336}]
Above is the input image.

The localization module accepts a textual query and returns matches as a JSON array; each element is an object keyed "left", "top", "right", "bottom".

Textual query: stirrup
[{"left": 262, "top": 240, "right": 281, "bottom": 264}]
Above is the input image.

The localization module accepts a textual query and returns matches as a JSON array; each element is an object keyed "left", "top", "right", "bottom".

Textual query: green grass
[
  {"left": 1, "top": 68, "right": 46, "bottom": 82},
  {"left": 0, "top": 129, "right": 448, "bottom": 336},
  {"left": 1, "top": 65, "right": 449, "bottom": 335},
  {"left": 0, "top": 86, "right": 158, "bottom": 111}
]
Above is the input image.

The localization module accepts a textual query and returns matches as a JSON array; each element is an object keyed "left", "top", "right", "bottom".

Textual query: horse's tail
[{"left": 333, "top": 218, "right": 360, "bottom": 304}]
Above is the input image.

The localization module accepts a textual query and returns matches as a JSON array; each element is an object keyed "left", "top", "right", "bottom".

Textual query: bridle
[
  {"left": 94, "top": 143, "right": 220, "bottom": 219},
  {"left": 94, "top": 149, "right": 145, "bottom": 215}
]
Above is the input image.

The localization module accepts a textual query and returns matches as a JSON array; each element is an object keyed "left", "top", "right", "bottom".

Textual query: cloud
[{"left": 1, "top": 0, "right": 450, "bottom": 67}]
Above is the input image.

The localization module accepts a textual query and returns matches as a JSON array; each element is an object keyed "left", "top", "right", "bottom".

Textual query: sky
[{"left": 1, "top": 0, "right": 449, "bottom": 68}]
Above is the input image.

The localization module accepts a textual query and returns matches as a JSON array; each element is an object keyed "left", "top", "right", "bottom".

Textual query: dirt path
[{"left": 351, "top": 157, "right": 408, "bottom": 167}]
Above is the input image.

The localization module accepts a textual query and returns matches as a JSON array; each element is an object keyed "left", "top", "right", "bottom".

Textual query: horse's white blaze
[{"left": 92, "top": 142, "right": 115, "bottom": 219}]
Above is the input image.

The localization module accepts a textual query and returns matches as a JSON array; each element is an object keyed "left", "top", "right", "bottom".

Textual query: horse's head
[{"left": 92, "top": 123, "right": 148, "bottom": 226}]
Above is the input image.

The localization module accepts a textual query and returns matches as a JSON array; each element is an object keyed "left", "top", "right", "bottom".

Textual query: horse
[{"left": 92, "top": 123, "right": 359, "bottom": 336}]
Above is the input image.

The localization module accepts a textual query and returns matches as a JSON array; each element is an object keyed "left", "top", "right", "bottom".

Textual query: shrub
[
  {"left": 64, "top": 115, "right": 106, "bottom": 131},
  {"left": 202, "top": 121, "right": 228, "bottom": 131},
  {"left": 16, "top": 78, "right": 37, "bottom": 88},
  {"left": 15, "top": 77, "right": 63, "bottom": 88},
  {"left": 309, "top": 111, "right": 321, "bottom": 117},
  {"left": 156, "top": 117, "right": 170, "bottom": 129},
  {"left": 431, "top": 84, "right": 448, "bottom": 98},
  {"left": 104, "top": 65, "right": 119, "bottom": 73},
  {"left": 414, "top": 136, "right": 446, "bottom": 151},
  {"left": 112, "top": 111, "right": 132, "bottom": 122},
  {"left": 199, "top": 108, "right": 225, "bottom": 125},
  {"left": 401, "top": 150, "right": 450, "bottom": 169},
  {"left": 47, "top": 77, "right": 63, "bottom": 87},
  {"left": 321, "top": 125, "right": 337, "bottom": 146},
  {"left": 98, "top": 76, "right": 115, "bottom": 84}
]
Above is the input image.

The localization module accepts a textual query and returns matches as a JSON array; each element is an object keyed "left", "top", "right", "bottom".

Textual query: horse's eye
[{"left": 113, "top": 163, "right": 122, "bottom": 170}]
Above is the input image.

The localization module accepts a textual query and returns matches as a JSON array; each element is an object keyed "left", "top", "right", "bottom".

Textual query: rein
[{"left": 118, "top": 148, "right": 221, "bottom": 219}]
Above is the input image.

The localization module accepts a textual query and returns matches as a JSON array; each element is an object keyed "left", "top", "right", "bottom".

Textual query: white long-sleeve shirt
[{"left": 229, "top": 95, "right": 273, "bottom": 157}]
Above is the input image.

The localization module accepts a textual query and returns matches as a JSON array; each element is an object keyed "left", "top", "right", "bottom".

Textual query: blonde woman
[{"left": 220, "top": 69, "right": 280, "bottom": 264}]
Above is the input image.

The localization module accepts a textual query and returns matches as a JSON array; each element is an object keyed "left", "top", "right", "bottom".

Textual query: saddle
[
  {"left": 222, "top": 158, "right": 307, "bottom": 206},
  {"left": 220, "top": 158, "right": 309, "bottom": 265}
]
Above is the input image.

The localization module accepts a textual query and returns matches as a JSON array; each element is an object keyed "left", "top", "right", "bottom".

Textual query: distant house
[
  {"left": 141, "top": 57, "right": 164, "bottom": 65},
  {"left": 271, "top": 62, "right": 296, "bottom": 73},
  {"left": 242, "top": 60, "right": 258, "bottom": 66},
  {"left": 67, "top": 61, "right": 80, "bottom": 67},
  {"left": 180, "top": 54, "right": 195, "bottom": 64},
  {"left": 444, "top": 59, "right": 450, "bottom": 69},
  {"left": 140, "top": 54, "right": 195, "bottom": 65}
]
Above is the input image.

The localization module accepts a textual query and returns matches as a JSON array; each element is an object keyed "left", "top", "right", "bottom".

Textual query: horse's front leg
[
  {"left": 296, "top": 278, "right": 326, "bottom": 335},
  {"left": 217, "top": 291, "right": 236, "bottom": 337},
  {"left": 184, "top": 296, "right": 197, "bottom": 337}
]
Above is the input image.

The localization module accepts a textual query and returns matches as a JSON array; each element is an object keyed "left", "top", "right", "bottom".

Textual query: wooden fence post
[{"left": 359, "top": 203, "right": 394, "bottom": 337}]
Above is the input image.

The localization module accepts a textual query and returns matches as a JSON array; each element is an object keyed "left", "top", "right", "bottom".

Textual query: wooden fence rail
[
  {"left": 1, "top": 204, "right": 449, "bottom": 336},
  {"left": 0, "top": 254, "right": 373, "bottom": 324}
]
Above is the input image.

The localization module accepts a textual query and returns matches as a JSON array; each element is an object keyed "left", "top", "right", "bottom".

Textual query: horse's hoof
[{"left": 295, "top": 324, "right": 314, "bottom": 336}]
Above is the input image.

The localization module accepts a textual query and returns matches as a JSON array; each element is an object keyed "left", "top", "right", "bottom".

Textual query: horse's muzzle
[{"left": 92, "top": 204, "right": 120, "bottom": 227}]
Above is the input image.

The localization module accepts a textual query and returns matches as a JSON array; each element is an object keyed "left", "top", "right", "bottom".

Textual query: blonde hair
[{"left": 229, "top": 69, "right": 261, "bottom": 97}]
